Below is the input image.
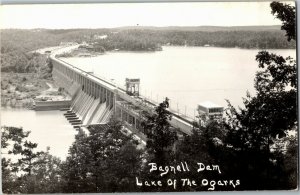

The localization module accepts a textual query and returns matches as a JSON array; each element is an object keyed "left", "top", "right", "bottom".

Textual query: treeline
[
  {"left": 161, "top": 30, "right": 295, "bottom": 49},
  {"left": 1, "top": 26, "right": 296, "bottom": 54},
  {"left": 1, "top": 26, "right": 295, "bottom": 73},
  {"left": 1, "top": 52, "right": 52, "bottom": 77},
  {"left": 93, "top": 33, "right": 162, "bottom": 52},
  {"left": 108, "top": 29, "right": 295, "bottom": 49},
  {"left": 1, "top": 30, "right": 56, "bottom": 75},
  {"left": 0, "top": 28, "right": 94, "bottom": 73}
]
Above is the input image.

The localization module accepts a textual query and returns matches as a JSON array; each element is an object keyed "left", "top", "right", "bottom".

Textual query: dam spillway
[
  {"left": 50, "top": 54, "right": 194, "bottom": 136},
  {"left": 69, "top": 90, "right": 112, "bottom": 125}
]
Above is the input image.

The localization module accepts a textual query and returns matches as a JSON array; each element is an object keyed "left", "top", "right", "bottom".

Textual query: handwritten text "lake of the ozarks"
[{"left": 136, "top": 162, "right": 240, "bottom": 191}]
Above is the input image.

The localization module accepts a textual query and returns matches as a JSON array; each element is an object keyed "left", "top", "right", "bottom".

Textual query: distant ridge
[
  {"left": 114, "top": 25, "right": 282, "bottom": 32},
  {"left": 2, "top": 25, "right": 294, "bottom": 51},
  {"left": 2, "top": 25, "right": 282, "bottom": 32}
]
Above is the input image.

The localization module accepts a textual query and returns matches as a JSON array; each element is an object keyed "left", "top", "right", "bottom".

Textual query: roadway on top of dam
[{"left": 50, "top": 45, "right": 195, "bottom": 134}]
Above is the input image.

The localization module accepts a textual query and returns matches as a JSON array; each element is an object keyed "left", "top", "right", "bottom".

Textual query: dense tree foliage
[
  {"left": 2, "top": 127, "right": 30, "bottom": 193},
  {"left": 141, "top": 98, "right": 178, "bottom": 164},
  {"left": 271, "top": 1, "right": 296, "bottom": 41},
  {"left": 2, "top": 119, "right": 143, "bottom": 193},
  {"left": 1, "top": 126, "right": 56, "bottom": 193},
  {"left": 174, "top": 122, "right": 230, "bottom": 191},
  {"left": 222, "top": 1, "right": 297, "bottom": 190},
  {"left": 61, "top": 118, "right": 143, "bottom": 193},
  {"left": 1, "top": 52, "right": 51, "bottom": 76},
  {"left": 1, "top": 26, "right": 295, "bottom": 54}
]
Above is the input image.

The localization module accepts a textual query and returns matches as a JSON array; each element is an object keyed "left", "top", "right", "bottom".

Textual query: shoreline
[
  {"left": 57, "top": 45, "right": 296, "bottom": 59},
  {"left": 1, "top": 73, "right": 68, "bottom": 109}
]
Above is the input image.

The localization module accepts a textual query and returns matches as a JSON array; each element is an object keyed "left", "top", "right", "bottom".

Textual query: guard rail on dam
[{"left": 50, "top": 54, "right": 194, "bottom": 136}]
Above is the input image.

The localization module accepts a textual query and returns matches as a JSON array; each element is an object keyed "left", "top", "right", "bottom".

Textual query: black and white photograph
[{"left": 0, "top": 1, "right": 298, "bottom": 193}]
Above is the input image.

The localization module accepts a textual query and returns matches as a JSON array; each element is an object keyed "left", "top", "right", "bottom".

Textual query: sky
[{"left": 0, "top": 1, "right": 295, "bottom": 29}]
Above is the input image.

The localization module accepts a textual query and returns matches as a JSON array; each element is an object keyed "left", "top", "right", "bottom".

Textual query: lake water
[
  {"left": 62, "top": 46, "right": 296, "bottom": 118},
  {"left": 1, "top": 108, "right": 76, "bottom": 160},
  {"left": 1, "top": 46, "right": 295, "bottom": 159}
]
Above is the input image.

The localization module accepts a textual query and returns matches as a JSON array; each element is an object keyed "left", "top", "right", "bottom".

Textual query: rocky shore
[{"left": 1, "top": 73, "right": 68, "bottom": 109}]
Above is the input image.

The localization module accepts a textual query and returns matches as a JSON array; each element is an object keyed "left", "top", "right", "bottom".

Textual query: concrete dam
[{"left": 50, "top": 53, "right": 196, "bottom": 140}]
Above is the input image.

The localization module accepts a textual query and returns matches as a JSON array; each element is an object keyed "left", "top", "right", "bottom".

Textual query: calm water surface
[
  {"left": 63, "top": 46, "right": 296, "bottom": 117},
  {"left": 1, "top": 109, "right": 76, "bottom": 160}
]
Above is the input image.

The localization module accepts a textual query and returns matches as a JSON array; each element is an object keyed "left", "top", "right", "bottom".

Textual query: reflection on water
[{"left": 1, "top": 108, "right": 76, "bottom": 160}]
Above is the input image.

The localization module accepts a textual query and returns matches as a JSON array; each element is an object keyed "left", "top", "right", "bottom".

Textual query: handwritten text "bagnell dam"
[{"left": 148, "top": 162, "right": 221, "bottom": 177}]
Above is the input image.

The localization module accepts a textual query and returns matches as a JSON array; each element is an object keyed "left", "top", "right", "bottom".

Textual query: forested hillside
[
  {"left": 1, "top": 26, "right": 296, "bottom": 53},
  {"left": 1, "top": 26, "right": 295, "bottom": 72}
]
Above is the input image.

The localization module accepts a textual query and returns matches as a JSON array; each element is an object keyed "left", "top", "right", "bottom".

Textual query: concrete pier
[{"left": 35, "top": 100, "right": 71, "bottom": 111}]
